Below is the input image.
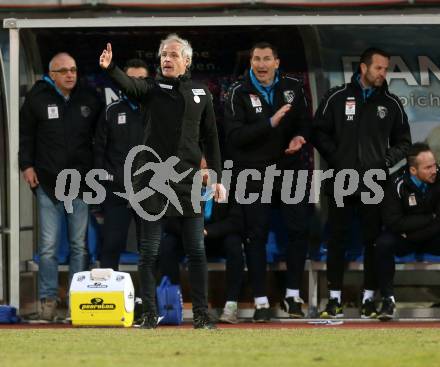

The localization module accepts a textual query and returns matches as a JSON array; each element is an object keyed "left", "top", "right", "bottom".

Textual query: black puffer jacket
[
  {"left": 383, "top": 167, "right": 440, "bottom": 243},
  {"left": 94, "top": 97, "right": 145, "bottom": 192},
  {"left": 313, "top": 73, "right": 411, "bottom": 172},
  {"left": 19, "top": 77, "right": 102, "bottom": 200},
  {"left": 106, "top": 64, "right": 222, "bottom": 217}
]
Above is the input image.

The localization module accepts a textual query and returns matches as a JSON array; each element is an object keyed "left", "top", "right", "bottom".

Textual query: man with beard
[
  {"left": 375, "top": 143, "right": 440, "bottom": 321},
  {"left": 313, "top": 48, "right": 411, "bottom": 319}
]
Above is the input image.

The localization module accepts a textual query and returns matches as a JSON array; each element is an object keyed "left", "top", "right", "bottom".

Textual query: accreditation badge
[
  {"left": 345, "top": 99, "right": 356, "bottom": 115},
  {"left": 117, "top": 113, "right": 126, "bottom": 125},
  {"left": 249, "top": 94, "right": 262, "bottom": 107},
  {"left": 192, "top": 88, "right": 206, "bottom": 96},
  {"left": 408, "top": 194, "right": 417, "bottom": 206},
  {"left": 47, "top": 105, "right": 59, "bottom": 119}
]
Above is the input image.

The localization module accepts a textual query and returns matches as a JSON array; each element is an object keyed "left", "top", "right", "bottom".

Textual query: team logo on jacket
[
  {"left": 377, "top": 106, "right": 388, "bottom": 119},
  {"left": 80, "top": 105, "right": 91, "bottom": 118},
  {"left": 249, "top": 94, "right": 262, "bottom": 107},
  {"left": 283, "top": 90, "right": 295, "bottom": 104}
]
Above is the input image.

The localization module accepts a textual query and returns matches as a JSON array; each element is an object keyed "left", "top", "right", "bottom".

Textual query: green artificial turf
[{"left": 1, "top": 328, "right": 440, "bottom": 367}]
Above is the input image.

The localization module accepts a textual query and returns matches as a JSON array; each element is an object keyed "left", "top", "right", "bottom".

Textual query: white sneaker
[{"left": 219, "top": 302, "right": 239, "bottom": 324}]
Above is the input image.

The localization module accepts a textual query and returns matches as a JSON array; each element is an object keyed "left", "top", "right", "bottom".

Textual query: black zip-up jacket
[
  {"left": 383, "top": 167, "right": 440, "bottom": 243},
  {"left": 106, "top": 64, "right": 222, "bottom": 217},
  {"left": 19, "top": 78, "right": 102, "bottom": 200},
  {"left": 312, "top": 73, "right": 411, "bottom": 173},
  {"left": 224, "top": 72, "right": 310, "bottom": 174},
  {"left": 94, "top": 97, "right": 145, "bottom": 192}
]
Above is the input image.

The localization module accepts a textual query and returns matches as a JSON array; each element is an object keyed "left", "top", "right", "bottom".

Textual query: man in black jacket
[
  {"left": 20, "top": 52, "right": 102, "bottom": 321},
  {"left": 224, "top": 42, "right": 311, "bottom": 322},
  {"left": 313, "top": 48, "right": 411, "bottom": 319},
  {"left": 94, "top": 59, "right": 148, "bottom": 270},
  {"left": 376, "top": 143, "right": 440, "bottom": 321},
  {"left": 99, "top": 34, "right": 224, "bottom": 329}
]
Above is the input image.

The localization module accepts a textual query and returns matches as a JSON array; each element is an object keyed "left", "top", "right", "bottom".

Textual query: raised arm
[
  {"left": 99, "top": 43, "right": 113, "bottom": 69},
  {"left": 99, "top": 42, "right": 155, "bottom": 101}
]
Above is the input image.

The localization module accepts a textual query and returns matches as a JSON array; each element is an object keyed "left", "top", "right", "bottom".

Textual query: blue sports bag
[
  {"left": 0, "top": 305, "right": 20, "bottom": 323},
  {"left": 156, "top": 276, "right": 183, "bottom": 325}
]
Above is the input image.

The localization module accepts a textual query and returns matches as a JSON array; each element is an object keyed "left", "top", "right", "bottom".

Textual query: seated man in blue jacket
[
  {"left": 160, "top": 162, "right": 245, "bottom": 323},
  {"left": 376, "top": 142, "right": 440, "bottom": 321}
]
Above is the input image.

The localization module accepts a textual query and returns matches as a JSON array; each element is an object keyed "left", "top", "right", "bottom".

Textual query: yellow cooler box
[{"left": 70, "top": 269, "right": 135, "bottom": 327}]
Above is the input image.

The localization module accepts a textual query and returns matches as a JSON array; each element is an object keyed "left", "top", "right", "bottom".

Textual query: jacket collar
[
  {"left": 410, "top": 174, "right": 428, "bottom": 193},
  {"left": 350, "top": 71, "right": 389, "bottom": 100},
  {"left": 155, "top": 67, "right": 191, "bottom": 86},
  {"left": 403, "top": 168, "right": 438, "bottom": 193},
  {"left": 249, "top": 68, "right": 279, "bottom": 105},
  {"left": 42, "top": 74, "right": 74, "bottom": 101},
  {"left": 242, "top": 69, "right": 285, "bottom": 92}
]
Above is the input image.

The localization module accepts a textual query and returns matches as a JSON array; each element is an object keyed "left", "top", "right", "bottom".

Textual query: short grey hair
[{"left": 158, "top": 33, "right": 193, "bottom": 68}]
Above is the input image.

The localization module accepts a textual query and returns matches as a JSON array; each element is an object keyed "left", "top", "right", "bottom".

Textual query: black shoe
[
  {"left": 361, "top": 298, "right": 378, "bottom": 319},
  {"left": 193, "top": 310, "right": 217, "bottom": 329},
  {"left": 135, "top": 312, "right": 159, "bottom": 329},
  {"left": 281, "top": 297, "right": 305, "bottom": 318},
  {"left": 133, "top": 297, "right": 143, "bottom": 325},
  {"left": 378, "top": 298, "right": 396, "bottom": 322},
  {"left": 320, "top": 298, "right": 343, "bottom": 319},
  {"left": 253, "top": 306, "right": 271, "bottom": 323}
]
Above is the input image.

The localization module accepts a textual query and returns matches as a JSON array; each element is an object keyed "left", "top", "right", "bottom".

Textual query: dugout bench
[{"left": 24, "top": 210, "right": 440, "bottom": 319}]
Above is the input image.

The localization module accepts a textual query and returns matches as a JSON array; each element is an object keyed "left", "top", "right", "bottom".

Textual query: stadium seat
[
  {"left": 419, "top": 253, "right": 440, "bottom": 263},
  {"left": 119, "top": 251, "right": 139, "bottom": 264},
  {"left": 266, "top": 208, "right": 288, "bottom": 263}
]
